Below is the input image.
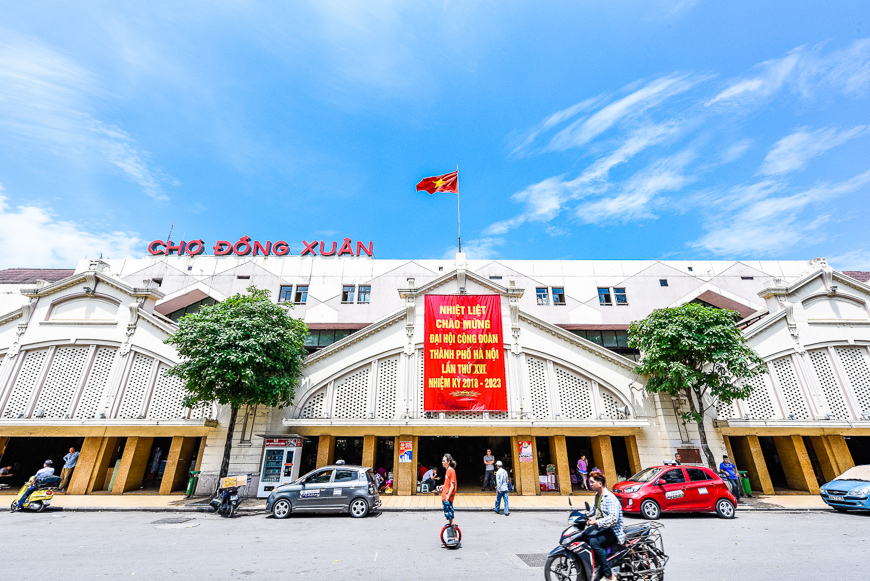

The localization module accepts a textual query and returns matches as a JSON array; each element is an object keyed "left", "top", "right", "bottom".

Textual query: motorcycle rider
[
  {"left": 17, "top": 459, "right": 55, "bottom": 509},
  {"left": 585, "top": 471, "right": 626, "bottom": 581}
]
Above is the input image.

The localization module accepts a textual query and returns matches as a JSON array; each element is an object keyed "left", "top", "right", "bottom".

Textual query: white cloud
[
  {"left": 706, "top": 48, "right": 802, "bottom": 107},
  {"left": 576, "top": 150, "right": 696, "bottom": 224},
  {"left": 510, "top": 96, "right": 601, "bottom": 156},
  {"left": 721, "top": 139, "right": 753, "bottom": 164},
  {"left": 693, "top": 170, "right": 870, "bottom": 255},
  {"left": 758, "top": 125, "right": 868, "bottom": 176},
  {"left": 547, "top": 74, "right": 698, "bottom": 151},
  {"left": 441, "top": 237, "right": 504, "bottom": 260},
  {"left": 0, "top": 190, "right": 142, "bottom": 268},
  {"left": 707, "top": 38, "right": 870, "bottom": 108},
  {"left": 828, "top": 248, "right": 870, "bottom": 271},
  {"left": 0, "top": 35, "right": 174, "bottom": 200}
]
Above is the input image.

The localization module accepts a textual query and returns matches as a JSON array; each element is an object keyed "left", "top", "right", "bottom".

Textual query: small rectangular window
[
  {"left": 598, "top": 288, "right": 612, "bottom": 306},
  {"left": 334, "top": 330, "right": 351, "bottom": 342},
  {"left": 304, "top": 331, "right": 319, "bottom": 347},
  {"left": 659, "top": 279, "right": 668, "bottom": 287},
  {"left": 341, "top": 285, "right": 355, "bottom": 303},
  {"left": 237, "top": 275, "right": 250, "bottom": 280},
  {"left": 536, "top": 288, "right": 550, "bottom": 305},
  {"left": 318, "top": 330, "right": 335, "bottom": 346},
  {"left": 278, "top": 285, "right": 294, "bottom": 303},
  {"left": 688, "top": 267, "right": 693, "bottom": 272},
  {"left": 615, "top": 331, "right": 629, "bottom": 348},
  {"left": 587, "top": 331, "right": 603, "bottom": 345},
  {"left": 294, "top": 285, "right": 308, "bottom": 304},
  {"left": 152, "top": 278, "right": 163, "bottom": 287},
  {"left": 741, "top": 276, "right": 754, "bottom": 280},
  {"left": 614, "top": 288, "right": 627, "bottom": 305},
  {"left": 602, "top": 330, "right": 618, "bottom": 348},
  {"left": 489, "top": 275, "right": 502, "bottom": 280},
  {"left": 357, "top": 285, "right": 371, "bottom": 304},
  {"left": 552, "top": 288, "right": 566, "bottom": 305}
]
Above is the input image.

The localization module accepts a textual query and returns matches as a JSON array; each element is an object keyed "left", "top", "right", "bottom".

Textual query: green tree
[
  {"left": 628, "top": 303, "right": 766, "bottom": 468},
  {"left": 165, "top": 287, "right": 309, "bottom": 478}
]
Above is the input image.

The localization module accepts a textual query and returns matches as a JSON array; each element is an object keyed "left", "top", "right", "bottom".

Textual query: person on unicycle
[{"left": 437, "top": 454, "right": 458, "bottom": 543}]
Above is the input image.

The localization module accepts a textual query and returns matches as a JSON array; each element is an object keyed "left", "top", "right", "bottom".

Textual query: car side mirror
[{"left": 657, "top": 479, "right": 666, "bottom": 486}]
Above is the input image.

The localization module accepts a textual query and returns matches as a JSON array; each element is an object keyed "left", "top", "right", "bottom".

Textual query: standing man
[
  {"left": 493, "top": 461, "right": 510, "bottom": 516},
  {"left": 437, "top": 454, "right": 458, "bottom": 535},
  {"left": 59, "top": 446, "right": 79, "bottom": 491},
  {"left": 673, "top": 452, "right": 682, "bottom": 465},
  {"left": 482, "top": 448, "right": 495, "bottom": 491},
  {"left": 719, "top": 455, "right": 741, "bottom": 501},
  {"left": 585, "top": 472, "right": 625, "bottom": 581}
]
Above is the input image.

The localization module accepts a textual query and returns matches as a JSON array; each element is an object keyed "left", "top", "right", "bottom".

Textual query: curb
[{"left": 39, "top": 505, "right": 832, "bottom": 513}]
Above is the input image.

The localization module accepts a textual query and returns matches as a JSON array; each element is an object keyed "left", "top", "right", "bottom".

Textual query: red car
[{"left": 611, "top": 465, "right": 737, "bottom": 520}]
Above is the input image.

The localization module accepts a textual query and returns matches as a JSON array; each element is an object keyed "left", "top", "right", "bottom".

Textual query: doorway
[
  {"left": 845, "top": 436, "right": 870, "bottom": 466},
  {"left": 0, "top": 436, "right": 85, "bottom": 489},
  {"left": 334, "top": 437, "right": 363, "bottom": 466},
  {"left": 417, "top": 436, "right": 513, "bottom": 494},
  {"left": 758, "top": 436, "right": 789, "bottom": 490},
  {"left": 611, "top": 437, "right": 633, "bottom": 482},
  {"left": 565, "top": 437, "right": 593, "bottom": 491}
]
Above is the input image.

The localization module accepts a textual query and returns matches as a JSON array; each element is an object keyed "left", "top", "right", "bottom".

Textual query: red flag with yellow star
[{"left": 416, "top": 170, "right": 458, "bottom": 194}]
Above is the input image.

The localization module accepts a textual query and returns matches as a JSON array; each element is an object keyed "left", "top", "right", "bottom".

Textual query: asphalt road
[{"left": 0, "top": 508, "right": 867, "bottom": 580}]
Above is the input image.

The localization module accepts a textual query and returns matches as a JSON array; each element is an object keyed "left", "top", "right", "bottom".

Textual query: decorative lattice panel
[
  {"left": 376, "top": 357, "right": 398, "bottom": 419},
  {"left": 75, "top": 347, "right": 116, "bottom": 419},
  {"left": 526, "top": 357, "right": 550, "bottom": 419},
  {"left": 300, "top": 388, "right": 326, "bottom": 418},
  {"left": 2, "top": 349, "right": 49, "bottom": 418},
  {"left": 147, "top": 364, "right": 188, "bottom": 419},
  {"left": 600, "top": 390, "right": 621, "bottom": 419},
  {"left": 715, "top": 399, "right": 736, "bottom": 420},
  {"left": 419, "top": 351, "right": 425, "bottom": 415},
  {"left": 743, "top": 374, "right": 777, "bottom": 419},
  {"left": 117, "top": 353, "right": 156, "bottom": 419},
  {"left": 188, "top": 402, "right": 211, "bottom": 420},
  {"left": 443, "top": 411, "right": 510, "bottom": 420},
  {"left": 836, "top": 347, "right": 870, "bottom": 415},
  {"left": 809, "top": 349, "right": 850, "bottom": 420},
  {"left": 772, "top": 357, "right": 809, "bottom": 419},
  {"left": 34, "top": 346, "right": 90, "bottom": 418},
  {"left": 554, "top": 367, "right": 593, "bottom": 419},
  {"left": 333, "top": 367, "right": 370, "bottom": 419}
]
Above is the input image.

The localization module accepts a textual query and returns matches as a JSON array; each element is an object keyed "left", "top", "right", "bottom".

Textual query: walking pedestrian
[
  {"left": 437, "top": 454, "right": 458, "bottom": 533},
  {"left": 719, "top": 455, "right": 741, "bottom": 501},
  {"left": 481, "top": 448, "right": 495, "bottom": 491},
  {"left": 577, "top": 455, "right": 589, "bottom": 490},
  {"left": 493, "top": 461, "right": 510, "bottom": 516},
  {"left": 58, "top": 446, "right": 79, "bottom": 491}
]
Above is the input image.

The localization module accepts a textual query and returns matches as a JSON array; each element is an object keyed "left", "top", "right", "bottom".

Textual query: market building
[{"left": 0, "top": 250, "right": 867, "bottom": 498}]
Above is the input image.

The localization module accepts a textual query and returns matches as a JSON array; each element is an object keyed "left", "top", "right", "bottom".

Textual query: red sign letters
[{"left": 147, "top": 237, "right": 374, "bottom": 257}]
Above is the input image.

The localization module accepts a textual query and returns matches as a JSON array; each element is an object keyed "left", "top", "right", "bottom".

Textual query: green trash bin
[
  {"left": 186, "top": 470, "right": 201, "bottom": 497},
  {"left": 739, "top": 470, "right": 751, "bottom": 496}
]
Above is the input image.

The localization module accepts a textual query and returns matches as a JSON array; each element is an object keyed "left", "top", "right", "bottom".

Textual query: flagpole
[{"left": 456, "top": 164, "right": 461, "bottom": 253}]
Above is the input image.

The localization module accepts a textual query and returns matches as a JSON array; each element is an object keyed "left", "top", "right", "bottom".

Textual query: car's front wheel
[
  {"left": 640, "top": 498, "right": 661, "bottom": 520},
  {"left": 349, "top": 498, "right": 369, "bottom": 518},
  {"left": 715, "top": 498, "right": 736, "bottom": 519},
  {"left": 271, "top": 498, "right": 292, "bottom": 519}
]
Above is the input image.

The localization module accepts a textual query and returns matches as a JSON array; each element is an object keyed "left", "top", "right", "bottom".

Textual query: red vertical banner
[{"left": 424, "top": 295, "right": 507, "bottom": 411}]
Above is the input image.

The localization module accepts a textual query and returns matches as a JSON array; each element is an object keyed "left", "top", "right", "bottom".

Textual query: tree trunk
[
  {"left": 219, "top": 405, "right": 239, "bottom": 479},
  {"left": 685, "top": 389, "right": 716, "bottom": 469}
]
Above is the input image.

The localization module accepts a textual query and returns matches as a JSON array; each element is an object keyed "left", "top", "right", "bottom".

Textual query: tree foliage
[
  {"left": 165, "top": 287, "right": 309, "bottom": 409},
  {"left": 628, "top": 303, "right": 766, "bottom": 467},
  {"left": 164, "top": 287, "right": 309, "bottom": 478}
]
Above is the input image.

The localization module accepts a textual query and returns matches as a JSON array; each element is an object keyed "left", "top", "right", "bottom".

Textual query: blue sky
[{"left": 1, "top": 1, "right": 869, "bottom": 269}]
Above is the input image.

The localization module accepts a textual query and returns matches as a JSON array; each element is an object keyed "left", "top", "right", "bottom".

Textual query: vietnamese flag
[{"left": 416, "top": 170, "right": 458, "bottom": 194}]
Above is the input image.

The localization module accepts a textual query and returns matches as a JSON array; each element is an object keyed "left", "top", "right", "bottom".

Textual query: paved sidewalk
[{"left": 26, "top": 491, "right": 830, "bottom": 512}]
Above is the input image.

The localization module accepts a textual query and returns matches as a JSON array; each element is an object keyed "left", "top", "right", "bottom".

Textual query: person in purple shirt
[
  {"left": 576, "top": 455, "right": 589, "bottom": 490},
  {"left": 719, "top": 455, "right": 741, "bottom": 501}
]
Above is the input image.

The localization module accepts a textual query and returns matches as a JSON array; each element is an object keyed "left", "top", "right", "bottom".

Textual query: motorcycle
[
  {"left": 544, "top": 500, "right": 668, "bottom": 581},
  {"left": 209, "top": 474, "right": 247, "bottom": 518},
  {"left": 10, "top": 475, "right": 61, "bottom": 513}
]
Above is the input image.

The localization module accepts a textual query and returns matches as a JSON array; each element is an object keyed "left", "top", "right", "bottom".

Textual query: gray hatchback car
[{"left": 266, "top": 465, "right": 381, "bottom": 519}]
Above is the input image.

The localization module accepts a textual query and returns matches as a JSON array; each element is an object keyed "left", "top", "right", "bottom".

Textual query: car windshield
[
  {"left": 630, "top": 468, "right": 664, "bottom": 483},
  {"left": 835, "top": 465, "right": 870, "bottom": 482}
]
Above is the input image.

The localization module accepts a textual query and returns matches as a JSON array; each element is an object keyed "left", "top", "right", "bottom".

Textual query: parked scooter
[
  {"left": 544, "top": 500, "right": 668, "bottom": 581},
  {"left": 11, "top": 475, "right": 61, "bottom": 513},
  {"left": 209, "top": 474, "right": 248, "bottom": 518}
]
